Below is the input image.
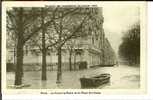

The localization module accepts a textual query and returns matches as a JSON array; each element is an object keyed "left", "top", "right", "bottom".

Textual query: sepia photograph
[{"left": 2, "top": 1, "right": 147, "bottom": 94}]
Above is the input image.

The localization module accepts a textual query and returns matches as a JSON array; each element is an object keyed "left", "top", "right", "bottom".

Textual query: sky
[{"left": 102, "top": 5, "right": 140, "bottom": 53}]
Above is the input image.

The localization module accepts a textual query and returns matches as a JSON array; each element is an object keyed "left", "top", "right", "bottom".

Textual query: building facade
[{"left": 7, "top": 7, "right": 117, "bottom": 71}]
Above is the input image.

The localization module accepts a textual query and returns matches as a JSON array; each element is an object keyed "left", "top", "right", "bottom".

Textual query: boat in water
[{"left": 80, "top": 73, "right": 111, "bottom": 88}]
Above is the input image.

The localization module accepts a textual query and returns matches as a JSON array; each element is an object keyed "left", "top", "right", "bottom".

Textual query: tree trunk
[
  {"left": 69, "top": 49, "right": 72, "bottom": 71},
  {"left": 56, "top": 16, "right": 63, "bottom": 84},
  {"left": 56, "top": 46, "right": 62, "bottom": 83},
  {"left": 14, "top": 42, "right": 24, "bottom": 85},
  {"left": 14, "top": 8, "right": 24, "bottom": 86},
  {"left": 14, "top": 48, "right": 16, "bottom": 65},
  {"left": 42, "top": 49, "right": 47, "bottom": 80},
  {"left": 41, "top": 8, "right": 47, "bottom": 80},
  {"left": 50, "top": 53, "right": 53, "bottom": 71},
  {"left": 74, "top": 53, "right": 76, "bottom": 70}
]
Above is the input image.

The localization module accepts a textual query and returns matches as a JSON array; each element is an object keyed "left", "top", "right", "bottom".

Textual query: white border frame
[{"left": 1, "top": 1, "right": 149, "bottom": 99}]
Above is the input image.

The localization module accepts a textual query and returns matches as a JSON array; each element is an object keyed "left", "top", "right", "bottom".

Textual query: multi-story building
[{"left": 7, "top": 7, "right": 117, "bottom": 71}]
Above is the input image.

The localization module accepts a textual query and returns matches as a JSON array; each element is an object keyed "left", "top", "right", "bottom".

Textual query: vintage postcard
[{"left": 1, "top": 1, "right": 147, "bottom": 95}]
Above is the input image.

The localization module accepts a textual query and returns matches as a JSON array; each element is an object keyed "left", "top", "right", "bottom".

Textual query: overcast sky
[{"left": 102, "top": 6, "right": 140, "bottom": 53}]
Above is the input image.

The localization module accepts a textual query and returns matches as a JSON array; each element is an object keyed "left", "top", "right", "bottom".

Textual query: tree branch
[
  {"left": 23, "top": 7, "right": 58, "bottom": 44},
  {"left": 46, "top": 40, "right": 59, "bottom": 50},
  {"left": 60, "top": 15, "right": 89, "bottom": 47}
]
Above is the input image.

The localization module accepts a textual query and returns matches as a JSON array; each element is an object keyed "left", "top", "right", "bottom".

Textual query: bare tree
[
  {"left": 26, "top": 6, "right": 100, "bottom": 83},
  {"left": 7, "top": 8, "right": 40, "bottom": 85},
  {"left": 119, "top": 22, "right": 140, "bottom": 65},
  {"left": 7, "top": 7, "right": 59, "bottom": 85},
  {"left": 49, "top": 6, "right": 99, "bottom": 83}
]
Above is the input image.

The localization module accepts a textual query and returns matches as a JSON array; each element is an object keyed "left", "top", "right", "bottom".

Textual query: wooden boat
[{"left": 80, "top": 73, "right": 110, "bottom": 88}]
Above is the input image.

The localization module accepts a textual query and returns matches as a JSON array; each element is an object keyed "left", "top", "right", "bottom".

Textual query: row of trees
[
  {"left": 7, "top": 6, "right": 102, "bottom": 85},
  {"left": 118, "top": 22, "right": 140, "bottom": 65}
]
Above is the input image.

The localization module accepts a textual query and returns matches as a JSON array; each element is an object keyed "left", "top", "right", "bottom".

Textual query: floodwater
[{"left": 6, "top": 65, "right": 140, "bottom": 89}]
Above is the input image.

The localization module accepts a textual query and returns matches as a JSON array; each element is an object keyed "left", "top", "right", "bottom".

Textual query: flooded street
[{"left": 7, "top": 65, "right": 140, "bottom": 89}]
